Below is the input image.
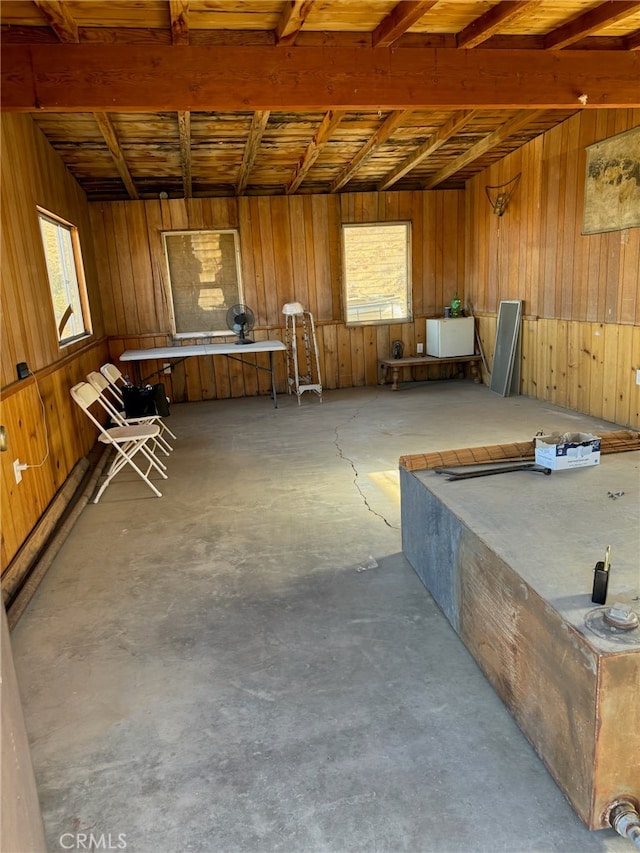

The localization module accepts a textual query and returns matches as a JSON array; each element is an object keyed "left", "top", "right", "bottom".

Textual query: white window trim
[
  {"left": 162, "top": 229, "right": 245, "bottom": 339},
  {"left": 342, "top": 221, "right": 412, "bottom": 327},
  {"left": 37, "top": 207, "right": 92, "bottom": 347}
]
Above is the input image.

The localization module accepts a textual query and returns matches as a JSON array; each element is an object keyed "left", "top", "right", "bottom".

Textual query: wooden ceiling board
[
  {"left": 498, "top": 0, "right": 603, "bottom": 34},
  {"left": 598, "top": 11, "right": 640, "bottom": 35},
  {"left": 53, "top": 2, "right": 170, "bottom": 29},
  {"left": 109, "top": 113, "right": 180, "bottom": 142},
  {"left": 300, "top": 0, "right": 397, "bottom": 32},
  {"left": 0, "top": 1, "right": 49, "bottom": 26},
  {"left": 51, "top": 151, "right": 125, "bottom": 178},
  {"left": 177, "top": 3, "right": 284, "bottom": 31},
  {"left": 2, "top": 0, "right": 638, "bottom": 201},
  {"left": 410, "top": 1, "right": 504, "bottom": 34}
]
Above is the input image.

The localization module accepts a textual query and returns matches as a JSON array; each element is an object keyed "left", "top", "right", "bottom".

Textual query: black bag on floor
[
  {"left": 152, "top": 383, "right": 171, "bottom": 417},
  {"left": 122, "top": 383, "right": 170, "bottom": 418}
]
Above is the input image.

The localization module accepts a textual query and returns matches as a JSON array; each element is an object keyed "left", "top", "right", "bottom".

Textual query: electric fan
[{"left": 226, "top": 304, "right": 255, "bottom": 345}]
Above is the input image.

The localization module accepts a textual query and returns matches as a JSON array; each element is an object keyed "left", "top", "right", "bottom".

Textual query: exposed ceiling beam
[
  {"left": 32, "top": 0, "right": 78, "bottom": 42},
  {"left": 544, "top": 1, "right": 640, "bottom": 49},
  {"left": 286, "top": 110, "right": 345, "bottom": 194},
  {"left": 93, "top": 112, "right": 139, "bottom": 200},
  {"left": 275, "top": 1, "right": 314, "bottom": 47},
  {"left": 3, "top": 46, "right": 638, "bottom": 111},
  {"left": 236, "top": 110, "right": 270, "bottom": 195},
  {"left": 177, "top": 110, "right": 192, "bottom": 198},
  {"left": 456, "top": 1, "right": 543, "bottom": 49},
  {"left": 377, "top": 110, "right": 479, "bottom": 191},
  {"left": 372, "top": 1, "right": 439, "bottom": 48},
  {"left": 627, "top": 29, "right": 640, "bottom": 49},
  {"left": 330, "top": 110, "right": 411, "bottom": 193},
  {"left": 423, "top": 109, "right": 545, "bottom": 189},
  {"left": 169, "top": 1, "right": 190, "bottom": 46}
]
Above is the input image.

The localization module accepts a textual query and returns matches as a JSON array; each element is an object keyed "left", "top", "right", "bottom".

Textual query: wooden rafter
[
  {"left": 93, "top": 112, "right": 139, "bottom": 199},
  {"left": 275, "top": 0, "right": 314, "bottom": 47},
  {"left": 423, "top": 109, "right": 545, "bottom": 189},
  {"left": 372, "top": 1, "right": 439, "bottom": 48},
  {"left": 236, "top": 110, "right": 270, "bottom": 195},
  {"left": 456, "top": 1, "right": 543, "bottom": 49},
  {"left": 330, "top": 110, "right": 411, "bottom": 193},
  {"left": 177, "top": 110, "right": 192, "bottom": 198},
  {"left": 286, "top": 110, "right": 346, "bottom": 194},
  {"left": 169, "top": 0, "right": 189, "bottom": 46},
  {"left": 33, "top": 0, "right": 78, "bottom": 42},
  {"left": 627, "top": 29, "right": 640, "bottom": 49},
  {"left": 377, "top": 111, "right": 478, "bottom": 191},
  {"left": 3, "top": 46, "right": 639, "bottom": 111},
  {"left": 544, "top": 1, "right": 640, "bottom": 49}
]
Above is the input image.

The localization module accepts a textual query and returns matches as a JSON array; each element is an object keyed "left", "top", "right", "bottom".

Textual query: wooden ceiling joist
[
  {"left": 330, "top": 110, "right": 411, "bottom": 193},
  {"left": 423, "top": 109, "right": 545, "bottom": 189},
  {"left": 177, "top": 110, "right": 192, "bottom": 198},
  {"left": 287, "top": 110, "right": 346, "bottom": 194},
  {"left": 627, "top": 29, "right": 640, "bottom": 49},
  {"left": 372, "top": 1, "right": 439, "bottom": 48},
  {"left": 456, "top": 1, "right": 543, "bottom": 49},
  {"left": 377, "top": 110, "right": 479, "bottom": 191},
  {"left": 93, "top": 112, "right": 139, "bottom": 200},
  {"left": 32, "top": 0, "right": 78, "bottom": 43},
  {"left": 236, "top": 110, "right": 270, "bottom": 195},
  {"left": 3, "top": 45, "right": 638, "bottom": 111},
  {"left": 169, "top": 0, "right": 190, "bottom": 46},
  {"left": 544, "top": 1, "right": 640, "bottom": 49},
  {"left": 275, "top": 1, "right": 314, "bottom": 47}
]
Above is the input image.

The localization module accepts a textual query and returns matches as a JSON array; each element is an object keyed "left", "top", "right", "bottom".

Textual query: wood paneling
[
  {"left": 1, "top": 114, "right": 104, "bottom": 387},
  {"left": 93, "top": 190, "right": 466, "bottom": 400},
  {"left": 466, "top": 109, "right": 640, "bottom": 428},
  {"left": 1, "top": 113, "right": 107, "bottom": 573},
  {"left": 0, "top": 340, "right": 110, "bottom": 572}
]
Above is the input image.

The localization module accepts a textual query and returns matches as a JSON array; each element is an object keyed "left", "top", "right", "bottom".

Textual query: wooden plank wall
[
  {"left": 466, "top": 108, "right": 640, "bottom": 429},
  {"left": 90, "top": 190, "right": 467, "bottom": 399},
  {"left": 1, "top": 114, "right": 108, "bottom": 572}
]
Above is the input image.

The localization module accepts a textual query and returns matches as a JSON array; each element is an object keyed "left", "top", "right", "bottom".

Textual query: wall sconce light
[{"left": 485, "top": 173, "right": 521, "bottom": 217}]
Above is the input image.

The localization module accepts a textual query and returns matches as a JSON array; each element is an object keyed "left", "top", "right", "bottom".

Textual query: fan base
[{"left": 235, "top": 338, "right": 254, "bottom": 345}]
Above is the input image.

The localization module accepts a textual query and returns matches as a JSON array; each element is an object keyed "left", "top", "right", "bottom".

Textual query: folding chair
[
  {"left": 86, "top": 371, "right": 173, "bottom": 457},
  {"left": 70, "top": 381, "right": 167, "bottom": 502},
  {"left": 100, "top": 362, "right": 177, "bottom": 441}
]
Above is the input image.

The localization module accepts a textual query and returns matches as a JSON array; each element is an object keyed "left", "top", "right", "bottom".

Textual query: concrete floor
[{"left": 10, "top": 382, "right": 636, "bottom": 853}]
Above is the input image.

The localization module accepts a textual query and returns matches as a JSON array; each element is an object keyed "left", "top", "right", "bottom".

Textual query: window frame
[
  {"left": 342, "top": 221, "right": 412, "bottom": 327},
  {"left": 161, "top": 228, "right": 246, "bottom": 339},
  {"left": 37, "top": 207, "right": 92, "bottom": 347}
]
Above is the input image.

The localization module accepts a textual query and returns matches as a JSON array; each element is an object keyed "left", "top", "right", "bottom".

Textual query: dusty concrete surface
[{"left": 10, "top": 382, "right": 636, "bottom": 853}]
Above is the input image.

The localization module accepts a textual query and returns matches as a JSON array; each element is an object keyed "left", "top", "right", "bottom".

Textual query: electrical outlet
[
  {"left": 163, "top": 362, "right": 171, "bottom": 375},
  {"left": 13, "top": 458, "right": 27, "bottom": 484},
  {"left": 417, "top": 342, "right": 424, "bottom": 354},
  {"left": 636, "top": 369, "right": 640, "bottom": 386}
]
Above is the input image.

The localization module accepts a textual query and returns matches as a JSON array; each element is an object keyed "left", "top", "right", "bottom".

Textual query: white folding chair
[
  {"left": 100, "top": 362, "right": 177, "bottom": 441},
  {"left": 70, "top": 382, "right": 167, "bottom": 502},
  {"left": 87, "top": 371, "right": 173, "bottom": 457}
]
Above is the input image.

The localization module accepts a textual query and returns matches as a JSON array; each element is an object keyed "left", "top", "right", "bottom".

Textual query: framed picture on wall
[{"left": 582, "top": 125, "right": 640, "bottom": 235}]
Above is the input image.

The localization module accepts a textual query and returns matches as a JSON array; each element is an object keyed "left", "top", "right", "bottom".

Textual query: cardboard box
[{"left": 535, "top": 432, "right": 601, "bottom": 470}]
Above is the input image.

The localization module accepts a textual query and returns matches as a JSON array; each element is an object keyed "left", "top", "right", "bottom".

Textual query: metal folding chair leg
[{"left": 71, "top": 382, "right": 167, "bottom": 502}]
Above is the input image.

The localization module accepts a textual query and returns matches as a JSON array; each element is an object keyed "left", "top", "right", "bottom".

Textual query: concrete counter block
[{"left": 400, "top": 456, "right": 640, "bottom": 830}]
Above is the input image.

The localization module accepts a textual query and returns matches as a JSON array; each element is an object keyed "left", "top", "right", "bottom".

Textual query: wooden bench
[{"left": 379, "top": 354, "right": 482, "bottom": 391}]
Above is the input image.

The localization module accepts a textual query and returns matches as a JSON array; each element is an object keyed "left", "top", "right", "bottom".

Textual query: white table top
[{"left": 120, "top": 340, "right": 286, "bottom": 361}]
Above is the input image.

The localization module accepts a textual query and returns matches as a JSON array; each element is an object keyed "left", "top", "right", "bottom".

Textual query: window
[
  {"left": 162, "top": 230, "right": 244, "bottom": 338},
  {"left": 38, "top": 209, "right": 92, "bottom": 345},
  {"left": 342, "top": 222, "right": 411, "bottom": 325}
]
